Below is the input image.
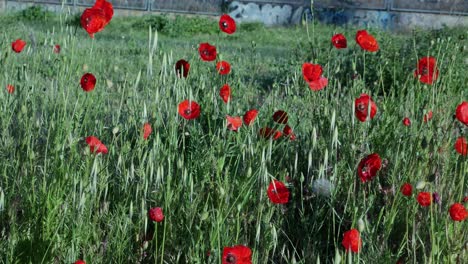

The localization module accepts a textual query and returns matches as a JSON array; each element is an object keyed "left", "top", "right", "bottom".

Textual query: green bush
[
  {"left": 20, "top": 6, "right": 53, "bottom": 22},
  {"left": 131, "top": 15, "right": 169, "bottom": 32}
]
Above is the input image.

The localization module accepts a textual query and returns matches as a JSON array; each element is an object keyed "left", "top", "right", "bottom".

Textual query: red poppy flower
[
  {"left": 81, "top": 9, "right": 106, "bottom": 38},
  {"left": 355, "top": 94, "right": 377, "bottom": 122},
  {"left": 222, "top": 245, "right": 252, "bottom": 264},
  {"left": 53, "top": 44, "right": 61, "bottom": 54},
  {"left": 178, "top": 100, "right": 201, "bottom": 120},
  {"left": 259, "top": 127, "right": 282, "bottom": 140},
  {"left": 414, "top": 57, "right": 439, "bottom": 85},
  {"left": 400, "top": 183, "right": 413, "bottom": 197},
  {"left": 455, "top": 101, "right": 468, "bottom": 126},
  {"left": 449, "top": 203, "right": 467, "bottom": 222},
  {"left": 302, "top": 63, "right": 323, "bottom": 83},
  {"left": 423, "top": 110, "right": 433, "bottom": 123},
  {"left": 175, "top": 59, "right": 190, "bottom": 78},
  {"left": 226, "top": 116, "right": 242, "bottom": 132},
  {"left": 199, "top": 43, "right": 217, "bottom": 61},
  {"left": 86, "top": 136, "right": 108, "bottom": 154},
  {"left": 267, "top": 180, "right": 290, "bottom": 204},
  {"left": 331, "top": 33, "right": 347, "bottom": 49},
  {"left": 6, "top": 84, "right": 14, "bottom": 94},
  {"left": 143, "top": 123, "right": 152, "bottom": 140},
  {"left": 220, "top": 84, "right": 231, "bottom": 104},
  {"left": 357, "top": 153, "right": 382, "bottom": 183},
  {"left": 80, "top": 73, "right": 97, "bottom": 92},
  {"left": 11, "top": 39, "right": 26, "bottom": 53},
  {"left": 402, "top": 117, "right": 411, "bottom": 126},
  {"left": 80, "top": 0, "right": 114, "bottom": 38},
  {"left": 455, "top": 137, "right": 467, "bottom": 156},
  {"left": 219, "top": 14, "right": 236, "bottom": 34},
  {"left": 148, "top": 207, "right": 164, "bottom": 223},
  {"left": 216, "top": 61, "right": 231, "bottom": 75},
  {"left": 74, "top": 260, "right": 86, "bottom": 264},
  {"left": 417, "top": 192, "right": 432, "bottom": 207},
  {"left": 342, "top": 229, "right": 362, "bottom": 253},
  {"left": 463, "top": 196, "right": 468, "bottom": 203},
  {"left": 283, "top": 125, "right": 296, "bottom": 141},
  {"left": 243, "top": 109, "right": 258, "bottom": 126},
  {"left": 308, "top": 76, "right": 328, "bottom": 91},
  {"left": 355, "top": 30, "right": 379, "bottom": 52},
  {"left": 273, "top": 110, "right": 288, "bottom": 124}
]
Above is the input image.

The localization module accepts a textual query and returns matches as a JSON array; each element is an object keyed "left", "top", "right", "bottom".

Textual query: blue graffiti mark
[{"left": 316, "top": 7, "right": 397, "bottom": 30}]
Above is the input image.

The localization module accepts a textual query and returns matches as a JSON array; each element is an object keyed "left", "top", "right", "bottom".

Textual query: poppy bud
[
  {"left": 357, "top": 218, "right": 365, "bottom": 232},
  {"left": 415, "top": 181, "right": 426, "bottom": 190}
]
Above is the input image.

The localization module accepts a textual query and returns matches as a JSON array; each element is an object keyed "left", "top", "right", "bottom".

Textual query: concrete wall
[
  {"left": 227, "top": 1, "right": 467, "bottom": 30},
  {"left": 315, "top": 8, "right": 468, "bottom": 30},
  {"left": 1, "top": 0, "right": 467, "bottom": 30}
]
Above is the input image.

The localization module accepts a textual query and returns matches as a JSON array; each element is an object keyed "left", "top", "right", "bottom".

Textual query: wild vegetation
[{"left": 0, "top": 5, "right": 467, "bottom": 264}]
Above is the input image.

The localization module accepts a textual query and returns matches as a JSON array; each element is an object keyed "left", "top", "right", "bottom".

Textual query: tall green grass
[{"left": 0, "top": 7, "right": 467, "bottom": 264}]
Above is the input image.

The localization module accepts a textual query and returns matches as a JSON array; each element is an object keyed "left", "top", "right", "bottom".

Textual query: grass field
[{"left": 0, "top": 6, "right": 467, "bottom": 264}]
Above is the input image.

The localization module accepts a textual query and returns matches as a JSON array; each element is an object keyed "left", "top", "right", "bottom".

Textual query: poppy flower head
[
  {"left": 6, "top": 84, "right": 14, "bottom": 94},
  {"left": 259, "top": 127, "right": 282, "bottom": 140},
  {"left": 92, "top": 0, "right": 113, "bottom": 20},
  {"left": 331, "top": 33, "right": 347, "bottom": 49},
  {"left": 219, "top": 14, "right": 236, "bottom": 34},
  {"left": 85, "top": 136, "right": 108, "bottom": 154},
  {"left": 273, "top": 110, "right": 288, "bottom": 124},
  {"left": 175, "top": 59, "right": 190, "bottom": 78},
  {"left": 80, "top": 0, "right": 114, "bottom": 38},
  {"left": 342, "top": 229, "right": 362, "bottom": 253},
  {"left": 455, "top": 101, "right": 468, "bottom": 126},
  {"left": 12, "top": 39, "right": 26, "bottom": 53},
  {"left": 357, "top": 153, "right": 382, "bottom": 183},
  {"left": 414, "top": 57, "right": 439, "bottom": 85},
  {"left": 226, "top": 116, "right": 242, "bottom": 132},
  {"left": 143, "top": 123, "right": 152, "bottom": 140},
  {"left": 222, "top": 245, "right": 252, "bottom": 264},
  {"left": 74, "top": 260, "right": 86, "bottom": 264},
  {"left": 455, "top": 137, "right": 467, "bottom": 156},
  {"left": 53, "top": 44, "right": 61, "bottom": 54},
  {"left": 80, "top": 73, "right": 97, "bottom": 92},
  {"left": 402, "top": 117, "right": 411, "bottom": 126},
  {"left": 302, "top": 63, "right": 323, "bottom": 83},
  {"left": 216, "top": 61, "right": 231, "bottom": 75},
  {"left": 243, "top": 109, "right": 258, "bottom": 126},
  {"left": 449, "top": 203, "right": 467, "bottom": 221},
  {"left": 199, "top": 43, "right": 217, "bottom": 61},
  {"left": 400, "top": 183, "right": 413, "bottom": 197},
  {"left": 283, "top": 125, "right": 296, "bottom": 140},
  {"left": 308, "top": 77, "right": 328, "bottom": 91},
  {"left": 356, "top": 30, "right": 379, "bottom": 52},
  {"left": 148, "top": 207, "right": 164, "bottom": 222},
  {"left": 355, "top": 94, "right": 377, "bottom": 122},
  {"left": 178, "top": 100, "right": 201, "bottom": 120},
  {"left": 220, "top": 84, "right": 232, "bottom": 104},
  {"left": 423, "top": 110, "right": 433, "bottom": 123},
  {"left": 267, "top": 180, "right": 290, "bottom": 204},
  {"left": 417, "top": 192, "right": 432, "bottom": 207}
]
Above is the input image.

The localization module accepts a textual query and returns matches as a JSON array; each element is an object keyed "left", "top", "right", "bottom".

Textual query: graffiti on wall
[
  {"left": 227, "top": 1, "right": 310, "bottom": 25},
  {"left": 315, "top": 9, "right": 396, "bottom": 30},
  {"left": 316, "top": 0, "right": 387, "bottom": 9}
]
